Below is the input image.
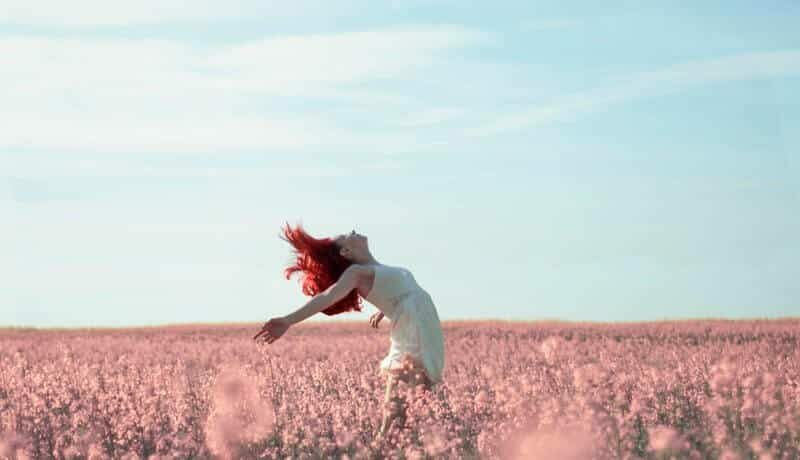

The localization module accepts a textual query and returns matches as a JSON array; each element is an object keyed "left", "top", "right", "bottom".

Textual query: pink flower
[{"left": 648, "top": 426, "right": 688, "bottom": 451}]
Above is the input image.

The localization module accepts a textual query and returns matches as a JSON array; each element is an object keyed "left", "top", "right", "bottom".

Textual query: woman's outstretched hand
[
  {"left": 253, "top": 317, "right": 291, "bottom": 344},
  {"left": 370, "top": 311, "right": 385, "bottom": 329}
]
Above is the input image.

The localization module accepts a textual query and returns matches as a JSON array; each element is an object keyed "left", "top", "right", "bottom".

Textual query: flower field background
[{"left": 1, "top": 319, "right": 798, "bottom": 459}]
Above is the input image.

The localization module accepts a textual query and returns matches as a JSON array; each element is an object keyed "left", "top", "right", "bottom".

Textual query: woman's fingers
[
  {"left": 255, "top": 318, "right": 280, "bottom": 340},
  {"left": 254, "top": 321, "right": 272, "bottom": 340},
  {"left": 254, "top": 328, "right": 274, "bottom": 342},
  {"left": 369, "top": 312, "right": 383, "bottom": 328}
]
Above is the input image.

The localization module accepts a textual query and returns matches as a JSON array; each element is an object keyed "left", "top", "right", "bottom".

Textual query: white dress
[{"left": 364, "top": 264, "right": 445, "bottom": 384}]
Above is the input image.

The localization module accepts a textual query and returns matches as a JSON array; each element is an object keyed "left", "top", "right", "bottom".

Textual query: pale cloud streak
[
  {"left": 205, "top": 26, "right": 490, "bottom": 88},
  {"left": 1, "top": 155, "right": 406, "bottom": 182},
  {"left": 393, "top": 107, "right": 466, "bottom": 127},
  {"left": 472, "top": 50, "right": 800, "bottom": 136},
  {"left": 0, "top": 0, "right": 314, "bottom": 26},
  {"left": 0, "top": 26, "right": 487, "bottom": 154}
]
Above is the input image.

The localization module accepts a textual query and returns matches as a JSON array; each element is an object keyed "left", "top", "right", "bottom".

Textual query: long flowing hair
[{"left": 279, "top": 221, "right": 363, "bottom": 316}]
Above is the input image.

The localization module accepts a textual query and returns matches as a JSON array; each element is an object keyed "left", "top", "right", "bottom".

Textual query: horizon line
[{"left": 2, "top": 316, "right": 799, "bottom": 332}]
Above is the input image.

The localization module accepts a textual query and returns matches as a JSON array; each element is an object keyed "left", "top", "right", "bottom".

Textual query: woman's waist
[
  {"left": 386, "top": 287, "right": 428, "bottom": 307},
  {"left": 387, "top": 289, "right": 436, "bottom": 323}
]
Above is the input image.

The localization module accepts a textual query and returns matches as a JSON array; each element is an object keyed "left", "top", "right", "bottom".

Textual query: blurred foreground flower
[
  {"left": 205, "top": 366, "right": 276, "bottom": 459},
  {"left": 503, "top": 424, "right": 595, "bottom": 460},
  {"left": 648, "top": 425, "right": 689, "bottom": 452}
]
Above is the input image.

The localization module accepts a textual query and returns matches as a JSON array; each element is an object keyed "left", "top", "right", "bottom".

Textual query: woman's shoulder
[{"left": 347, "top": 263, "right": 381, "bottom": 277}]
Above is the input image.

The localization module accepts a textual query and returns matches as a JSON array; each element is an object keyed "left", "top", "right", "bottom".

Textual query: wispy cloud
[
  {"left": 0, "top": 0, "right": 312, "bottom": 26},
  {"left": 472, "top": 50, "right": 800, "bottom": 136},
  {"left": 393, "top": 107, "right": 466, "bottom": 127},
  {"left": 0, "top": 26, "right": 488, "bottom": 154},
  {"left": 205, "top": 26, "right": 490, "bottom": 89},
  {"left": 1, "top": 156, "right": 407, "bottom": 183}
]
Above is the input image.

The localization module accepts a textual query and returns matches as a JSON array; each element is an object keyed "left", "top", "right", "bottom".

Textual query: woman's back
[
  {"left": 364, "top": 263, "right": 445, "bottom": 385},
  {"left": 364, "top": 264, "right": 428, "bottom": 322}
]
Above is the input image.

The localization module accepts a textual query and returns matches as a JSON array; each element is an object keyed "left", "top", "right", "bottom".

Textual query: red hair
[{"left": 279, "top": 221, "right": 363, "bottom": 316}]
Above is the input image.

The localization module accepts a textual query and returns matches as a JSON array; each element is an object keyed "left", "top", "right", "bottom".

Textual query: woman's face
[{"left": 336, "top": 229, "right": 368, "bottom": 258}]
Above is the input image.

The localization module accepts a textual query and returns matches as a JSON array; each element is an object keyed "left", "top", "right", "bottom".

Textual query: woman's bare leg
[
  {"left": 377, "top": 360, "right": 432, "bottom": 439},
  {"left": 378, "top": 372, "right": 400, "bottom": 438}
]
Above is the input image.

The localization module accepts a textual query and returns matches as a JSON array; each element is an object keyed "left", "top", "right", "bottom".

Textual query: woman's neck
[{"left": 357, "top": 253, "right": 380, "bottom": 266}]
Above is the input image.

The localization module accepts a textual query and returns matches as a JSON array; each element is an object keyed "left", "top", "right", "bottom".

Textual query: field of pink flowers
[{"left": 1, "top": 319, "right": 798, "bottom": 459}]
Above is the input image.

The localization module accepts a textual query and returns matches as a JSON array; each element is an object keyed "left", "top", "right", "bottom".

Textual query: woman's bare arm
[{"left": 282, "top": 265, "right": 362, "bottom": 325}]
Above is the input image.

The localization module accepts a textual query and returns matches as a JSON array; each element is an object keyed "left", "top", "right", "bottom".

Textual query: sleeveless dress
[{"left": 364, "top": 264, "right": 445, "bottom": 385}]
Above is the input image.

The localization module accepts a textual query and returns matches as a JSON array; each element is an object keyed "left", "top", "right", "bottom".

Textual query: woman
[{"left": 253, "top": 222, "right": 445, "bottom": 439}]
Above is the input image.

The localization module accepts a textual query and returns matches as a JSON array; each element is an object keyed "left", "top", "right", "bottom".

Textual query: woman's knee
[
  {"left": 401, "top": 367, "right": 431, "bottom": 389},
  {"left": 383, "top": 392, "right": 405, "bottom": 414},
  {"left": 389, "top": 362, "right": 426, "bottom": 383}
]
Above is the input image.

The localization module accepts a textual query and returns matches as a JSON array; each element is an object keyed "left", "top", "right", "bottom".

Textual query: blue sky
[{"left": 2, "top": 1, "right": 798, "bottom": 327}]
